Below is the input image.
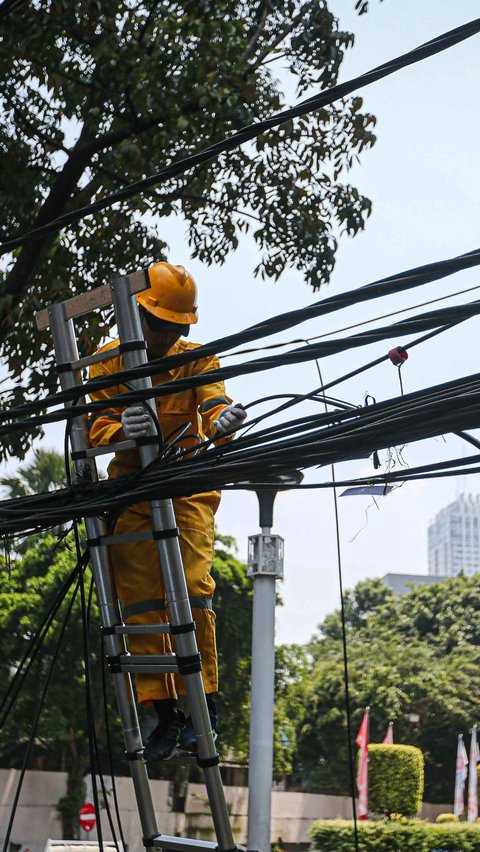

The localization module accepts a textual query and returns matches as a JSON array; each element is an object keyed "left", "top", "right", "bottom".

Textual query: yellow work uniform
[{"left": 88, "top": 338, "right": 232, "bottom": 703}]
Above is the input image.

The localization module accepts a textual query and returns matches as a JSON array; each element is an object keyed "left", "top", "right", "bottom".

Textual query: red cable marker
[
  {"left": 388, "top": 346, "right": 408, "bottom": 366},
  {"left": 79, "top": 802, "right": 96, "bottom": 833}
]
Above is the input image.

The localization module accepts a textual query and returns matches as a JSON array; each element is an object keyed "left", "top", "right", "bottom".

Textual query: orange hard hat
[{"left": 136, "top": 262, "right": 198, "bottom": 325}]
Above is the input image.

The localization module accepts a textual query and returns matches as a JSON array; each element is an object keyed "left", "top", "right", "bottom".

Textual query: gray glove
[
  {"left": 121, "top": 405, "right": 154, "bottom": 439},
  {"left": 214, "top": 403, "right": 247, "bottom": 436}
]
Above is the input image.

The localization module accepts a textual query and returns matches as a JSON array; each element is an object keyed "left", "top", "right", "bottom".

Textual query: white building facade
[{"left": 428, "top": 494, "right": 480, "bottom": 577}]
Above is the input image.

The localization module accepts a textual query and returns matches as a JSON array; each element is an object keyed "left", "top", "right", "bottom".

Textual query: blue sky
[{"left": 160, "top": 1, "right": 480, "bottom": 643}]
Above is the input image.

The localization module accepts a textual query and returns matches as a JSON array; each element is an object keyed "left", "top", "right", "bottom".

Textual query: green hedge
[
  {"left": 310, "top": 818, "right": 480, "bottom": 852},
  {"left": 368, "top": 743, "right": 424, "bottom": 816}
]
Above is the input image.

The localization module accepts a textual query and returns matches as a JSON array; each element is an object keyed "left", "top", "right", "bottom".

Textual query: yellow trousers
[{"left": 109, "top": 494, "right": 218, "bottom": 703}]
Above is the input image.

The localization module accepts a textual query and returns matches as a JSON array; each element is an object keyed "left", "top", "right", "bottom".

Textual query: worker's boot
[
  {"left": 178, "top": 694, "right": 218, "bottom": 753},
  {"left": 143, "top": 700, "right": 185, "bottom": 761}
]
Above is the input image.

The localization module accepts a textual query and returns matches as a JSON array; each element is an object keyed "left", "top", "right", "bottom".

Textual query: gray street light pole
[{"left": 247, "top": 477, "right": 302, "bottom": 852}]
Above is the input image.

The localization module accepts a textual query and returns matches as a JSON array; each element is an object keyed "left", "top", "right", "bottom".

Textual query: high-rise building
[{"left": 428, "top": 494, "right": 480, "bottom": 578}]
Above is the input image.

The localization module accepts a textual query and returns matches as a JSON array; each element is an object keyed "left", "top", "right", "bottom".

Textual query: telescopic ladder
[{"left": 35, "top": 271, "right": 242, "bottom": 852}]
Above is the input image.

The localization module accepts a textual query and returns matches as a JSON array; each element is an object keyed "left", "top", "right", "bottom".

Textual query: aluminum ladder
[{"left": 35, "top": 270, "right": 242, "bottom": 852}]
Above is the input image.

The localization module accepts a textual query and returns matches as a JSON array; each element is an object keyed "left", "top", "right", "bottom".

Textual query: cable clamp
[
  {"left": 176, "top": 652, "right": 202, "bottom": 675},
  {"left": 119, "top": 340, "right": 147, "bottom": 353},
  {"left": 388, "top": 346, "right": 408, "bottom": 366},
  {"left": 152, "top": 527, "right": 180, "bottom": 541},
  {"left": 170, "top": 621, "right": 196, "bottom": 636},
  {"left": 196, "top": 753, "right": 220, "bottom": 769}
]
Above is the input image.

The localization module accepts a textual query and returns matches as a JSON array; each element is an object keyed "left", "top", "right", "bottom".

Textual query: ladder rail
[
  {"left": 111, "top": 276, "right": 236, "bottom": 852},
  {"left": 48, "top": 301, "right": 159, "bottom": 850}
]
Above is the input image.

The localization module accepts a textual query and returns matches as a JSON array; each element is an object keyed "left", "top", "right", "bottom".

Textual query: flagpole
[
  {"left": 467, "top": 724, "right": 479, "bottom": 822},
  {"left": 454, "top": 734, "right": 468, "bottom": 818},
  {"left": 382, "top": 721, "right": 394, "bottom": 745},
  {"left": 356, "top": 706, "right": 370, "bottom": 821}
]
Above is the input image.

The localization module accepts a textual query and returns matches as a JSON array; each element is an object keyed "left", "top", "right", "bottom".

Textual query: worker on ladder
[{"left": 88, "top": 262, "right": 246, "bottom": 761}]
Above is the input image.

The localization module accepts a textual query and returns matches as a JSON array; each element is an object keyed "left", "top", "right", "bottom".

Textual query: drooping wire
[
  {"left": 309, "top": 351, "right": 360, "bottom": 850},
  {"left": 0, "top": 293, "right": 477, "bottom": 435},
  {"left": 101, "top": 631, "right": 128, "bottom": 851}
]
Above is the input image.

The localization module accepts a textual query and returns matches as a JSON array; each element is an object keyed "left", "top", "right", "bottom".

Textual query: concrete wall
[{"left": 0, "top": 769, "right": 452, "bottom": 852}]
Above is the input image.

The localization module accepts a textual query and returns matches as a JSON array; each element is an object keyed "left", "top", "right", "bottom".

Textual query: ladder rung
[
  {"left": 70, "top": 345, "right": 121, "bottom": 370},
  {"left": 115, "top": 624, "right": 171, "bottom": 634},
  {"left": 101, "top": 531, "right": 155, "bottom": 545},
  {"left": 149, "top": 837, "right": 246, "bottom": 852},
  {"left": 79, "top": 439, "right": 137, "bottom": 458},
  {"left": 114, "top": 653, "right": 178, "bottom": 674}
]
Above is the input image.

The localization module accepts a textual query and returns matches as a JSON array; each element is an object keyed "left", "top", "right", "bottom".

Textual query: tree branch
[
  {"left": 246, "top": 15, "right": 302, "bottom": 74},
  {"left": 239, "top": 6, "right": 269, "bottom": 64}
]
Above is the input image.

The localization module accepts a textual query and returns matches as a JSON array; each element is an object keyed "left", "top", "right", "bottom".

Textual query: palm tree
[{"left": 0, "top": 448, "right": 68, "bottom": 497}]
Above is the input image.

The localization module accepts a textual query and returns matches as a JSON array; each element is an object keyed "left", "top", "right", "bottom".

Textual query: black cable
[
  {"left": 315, "top": 361, "right": 359, "bottom": 849},
  {"left": 4, "top": 368, "right": 480, "bottom": 533},
  {"left": 242, "top": 323, "right": 456, "bottom": 433},
  {"left": 78, "top": 546, "right": 105, "bottom": 852},
  {"left": 0, "top": 295, "right": 475, "bottom": 436},
  {"left": 85, "top": 574, "right": 122, "bottom": 852},
  {"left": 332, "top": 469, "right": 360, "bottom": 850},
  {"left": 100, "top": 633, "right": 127, "bottom": 851},
  {"left": 2, "top": 17, "right": 480, "bottom": 252}
]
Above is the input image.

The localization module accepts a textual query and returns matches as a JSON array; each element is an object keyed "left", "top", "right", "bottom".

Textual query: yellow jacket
[{"left": 88, "top": 337, "right": 232, "bottom": 483}]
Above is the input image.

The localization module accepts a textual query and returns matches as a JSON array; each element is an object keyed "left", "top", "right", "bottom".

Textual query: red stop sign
[{"left": 79, "top": 802, "right": 96, "bottom": 832}]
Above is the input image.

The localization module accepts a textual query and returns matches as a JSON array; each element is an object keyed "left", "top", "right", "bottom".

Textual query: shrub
[
  {"left": 368, "top": 743, "right": 424, "bottom": 816},
  {"left": 310, "top": 818, "right": 480, "bottom": 852},
  {"left": 436, "top": 812, "right": 460, "bottom": 823}
]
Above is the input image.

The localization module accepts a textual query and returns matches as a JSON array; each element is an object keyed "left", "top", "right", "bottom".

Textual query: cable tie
[
  {"left": 176, "top": 652, "right": 202, "bottom": 675},
  {"left": 56, "top": 362, "right": 73, "bottom": 373},
  {"left": 152, "top": 527, "right": 180, "bottom": 541},
  {"left": 107, "top": 654, "right": 123, "bottom": 673},
  {"left": 125, "top": 749, "right": 144, "bottom": 761},
  {"left": 169, "top": 621, "right": 196, "bottom": 636},
  {"left": 196, "top": 753, "right": 220, "bottom": 769},
  {"left": 135, "top": 435, "right": 161, "bottom": 446},
  {"left": 101, "top": 624, "right": 121, "bottom": 636},
  {"left": 86, "top": 537, "right": 103, "bottom": 548},
  {"left": 388, "top": 346, "right": 408, "bottom": 366},
  {"left": 119, "top": 341, "right": 147, "bottom": 354},
  {"left": 71, "top": 449, "right": 87, "bottom": 460}
]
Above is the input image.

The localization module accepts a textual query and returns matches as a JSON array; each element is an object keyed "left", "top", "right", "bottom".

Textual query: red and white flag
[
  {"left": 382, "top": 722, "right": 394, "bottom": 745},
  {"left": 467, "top": 725, "right": 479, "bottom": 822},
  {"left": 356, "top": 707, "right": 369, "bottom": 820},
  {"left": 453, "top": 734, "right": 469, "bottom": 817}
]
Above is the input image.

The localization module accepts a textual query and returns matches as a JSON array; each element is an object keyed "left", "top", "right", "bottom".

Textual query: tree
[
  {"left": 0, "top": 0, "right": 376, "bottom": 461},
  {"left": 295, "top": 576, "right": 480, "bottom": 801},
  {"left": 0, "top": 446, "right": 68, "bottom": 497}
]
